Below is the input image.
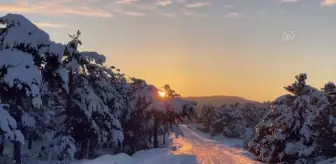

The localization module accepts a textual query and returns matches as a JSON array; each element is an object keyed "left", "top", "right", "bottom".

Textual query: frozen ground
[{"left": 73, "top": 125, "right": 260, "bottom": 164}]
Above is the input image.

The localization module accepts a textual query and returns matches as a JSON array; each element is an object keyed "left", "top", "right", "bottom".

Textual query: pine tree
[
  {"left": 124, "top": 80, "right": 196, "bottom": 152},
  {"left": 240, "top": 103, "right": 269, "bottom": 128},
  {"left": 248, "top": 74, "right": 329, "bottom": 163},
  {"left": 0, "top": 104, "right": 24, "bottom": 155},
  {"left": 123, "top": 79, "right": 155, "bottom": 153},
  {"left": 199, "top": 105, "right": 216, "bottom": 132},
  {"left": 211, "top": 104, "right": 246, "bottom": 138},
  {"left": 312, "top": 82, "right": 336, "bottom": 157},
  {"left": 0, "top": 14, "right": 47, "bottom": 164},
  {"left": 39, "top": 41, "right": 76, "bottom": 161}
]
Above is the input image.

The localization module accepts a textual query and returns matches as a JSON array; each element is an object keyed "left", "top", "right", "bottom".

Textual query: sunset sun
[{"left": 158, "top": 90, "right": 166, "bottom": 97}]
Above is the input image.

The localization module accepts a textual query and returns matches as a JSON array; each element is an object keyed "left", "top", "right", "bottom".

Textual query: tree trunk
[
  {"left": 88, "top": 135, "right": 96, "bottom": 159},
  {"left": 13, "top": 141, "right": 21, "bottom": 164},
  {"left": 163, "top": 124, "right": 169, "bottom": 145},
  {"left": 163, "top": 133, "right": 165, "bottom": 145},
  {"left": 79, "top": 139, "right": 88, "bottom": 159},
  {"left": 66, "top": 70, "right": 74, "bottom": 135},
  {"left": 148, "top": 130, "right": 152, "bottom": 143},
  {"left": 0, "top": 134, "right": 4, "bottom": 155},
  {"left": 153, "top": 117, "right": 159, "bottom": 148},
  {"left": 28, "top": 133, "right": 32, "bottom": 150}
]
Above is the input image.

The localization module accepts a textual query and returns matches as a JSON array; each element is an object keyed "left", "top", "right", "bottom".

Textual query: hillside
[{"left": 185, "top": 96, "right": 260, "bottom": 107}]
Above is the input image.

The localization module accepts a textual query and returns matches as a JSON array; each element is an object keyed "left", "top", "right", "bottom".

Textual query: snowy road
[
  {"left": 73, "top": 125, "right": 261, "bottom": 164},
  {"left": 172, "top": 125, "right": 261, "bottom": 164}
]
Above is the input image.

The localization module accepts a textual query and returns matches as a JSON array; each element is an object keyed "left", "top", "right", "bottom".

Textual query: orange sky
[{"left": 4, "top": 0, "right": 335, "bottom": 102}]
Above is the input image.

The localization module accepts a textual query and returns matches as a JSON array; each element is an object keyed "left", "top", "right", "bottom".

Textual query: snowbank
[
  {"left": 318, "top": 157, "right": 336, "bottom": 164},
  {"left": 71, "top": 154, "right": 133, "bottom": 164},
  {"left": 133, "top": 148, "right": 196, "bottom": 164},
  {"left": 70, "top": 148, "right": 196, "bottom": 164}
]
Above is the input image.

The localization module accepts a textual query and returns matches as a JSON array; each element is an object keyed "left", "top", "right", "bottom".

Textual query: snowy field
[{"left": 72, "top": 125, "right": 260, "bottom": 164}]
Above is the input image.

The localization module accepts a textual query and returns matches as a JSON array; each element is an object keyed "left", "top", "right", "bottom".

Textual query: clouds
[
  {"left": 321, "top": 0, "right": 336, "bottom": 6},
  {"left": 123, "top": 11, "right": 147, "bottom": 17},
  {"left": 281, "top": 0, "right": 299, "bottom": 2},
  {"left": 0, "top": 1, "right": 114, "bottom": 18},
  {"left": 156, "top": 1, "right": 173, "bottom": 6},
  {"left": 180, "top": 9, "right": 206, "bottom": 17},
  {"left": 279, "top": 0, "right": 336, "bottom": 7},
  {"left": 226, "top": 12, "right": 243, "bottom": 19},
  {"left": 280, "top": 0, "right": 336, "bottom": 7},
  {"left": 115, "top": 0, "right": 138, "bottom": 5},
  {"left": 0, "top": 0, "right": 334, "bottom": 21},
  {"left": 35, "top": 22, "right": 70, "bottom": 28},
  {"left": 185, "top": 2, "right": 211, "bottom": 8}
]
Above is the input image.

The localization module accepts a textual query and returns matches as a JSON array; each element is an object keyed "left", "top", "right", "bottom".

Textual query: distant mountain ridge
[{"left": 185, "top": 95, "right": 260, "bottom": 107}]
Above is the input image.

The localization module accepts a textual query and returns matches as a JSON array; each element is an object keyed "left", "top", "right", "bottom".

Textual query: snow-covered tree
[
  {"left": 248, "top": 74, "right": 329, "bottom": 163},
  {"left": 211, "top": 104, "right": 246, "bottom": 138},
  {"left": 0, "top": 14, "right": 47, "bottom": 164},
  {"left": 59, "top": 31, "right": 124, "bottom": 159},
  {"left": 0, "top": 104, "right": 24, "bottom": 153},
  {"left": 123, "top": 79, "right": 196, "bottom": 152},
  {"left": 122, "top": 79, "right": 156, "bottom": 153},
  {"left": 0, "top": 13, "right": 198, "bottom": 163},
  {"left": 312, "top": 82, "right": 336, "bottom": 158},
  {"left": 199, "top": 105, "right": 216, "bottom": 132},
  {"left": 240, "top": 103, "right": 269, "bottom": 128},
  {"left": 38, "top": 40, "right": 77, "bottom": 161},
  {"left": 39, "top": 131, "right": 76, "bottom": 161}
]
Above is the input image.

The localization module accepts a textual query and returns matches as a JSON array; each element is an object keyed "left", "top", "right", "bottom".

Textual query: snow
[
  {"left": 73, "top": 125, "right": 259, "bottom": 164},
  {"left": 133, "top": 148, "right": 197, "bottom": 164},
  {"left": 318, "top": 157, "right": 336, "bottom": 164},
  {"left": 72, "top": 154, "right": 133, "bottom": 164},
  {"left": 284, "top": 140, "right": 315, "bottom": 156},
  {"left": 48, "top": 42, "right": 66, "bottom": 62},
  {"left": 167, "top": 125, "right": 259, "bottom": 164},
  {"left": 80, "top": 51, "right": 106, "bottom": 65},
  {"left": 72, "top": 77, "right": 124, "bottom": 145},
  {"left": 145, "top": 101, "right": 165, "bottom": 112},
  {"left": 55, "top": 67, "right": 69, "bottom": 92},
  {"left": 22, "top": 112, "right": 36, "bottom": 128},
  {"left": 0, "top": 13, "right": 50, "bottom": 50},
  {"left": 0, "top": 104, "right": 25, "bottom": 144},
  {"left": 0, "top": 49, "right": 42, "bottom": 108},
  {"left": 69, "top": 147, "right": 196, "bottom": 164},
  {"left": 136, "top": 85, "right": 160, "bottom": 103},
  {"left": 167, "top": 97, "right": 196, "bottom": 114},
  {"left": 40, "top": 135, "right": 77, "bottom": 161}
]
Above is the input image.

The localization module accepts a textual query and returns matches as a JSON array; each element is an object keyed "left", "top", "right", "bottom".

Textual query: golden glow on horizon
[{"left": 158, "top": 90, "right": 166, "bottom": 97}]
